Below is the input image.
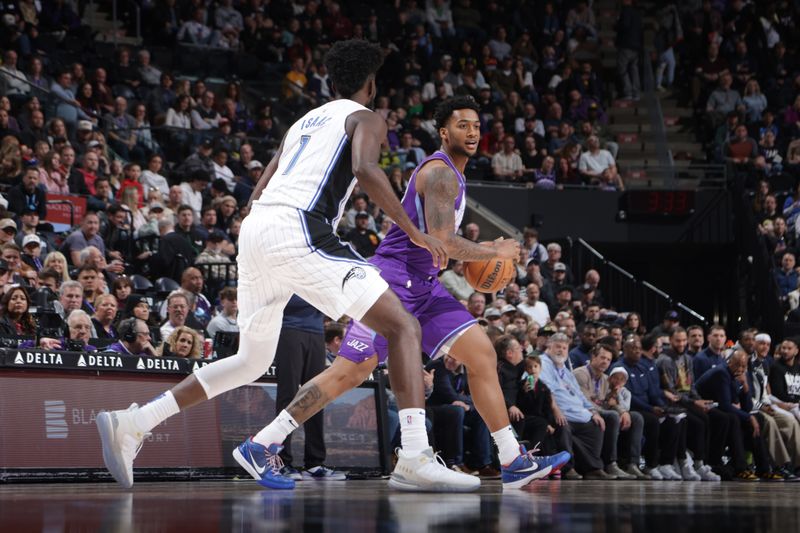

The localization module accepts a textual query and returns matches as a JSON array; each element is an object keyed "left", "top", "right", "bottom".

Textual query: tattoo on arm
[
  {"left": 422, "top": 165, "right": 498, "bottom": 261},
  {"left": 286, "top": 382, "right": 329, "bottom": 423}
]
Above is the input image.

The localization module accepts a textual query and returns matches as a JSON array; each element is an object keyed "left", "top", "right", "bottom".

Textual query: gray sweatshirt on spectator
[{"left": 706, "top": 89, "right": 742, "bottom": 114}]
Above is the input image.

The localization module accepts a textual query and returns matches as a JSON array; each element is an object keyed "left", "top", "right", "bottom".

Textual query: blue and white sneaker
[
  {"left": 232, "top": 438, "right": 295, "bottom": 490},
  {"left": 280, "top": 465, "right": 303, "bottom": 481},
  {"left": 302, "top": 465, "right": 347, "bottom": 481},
  {"left": 502, "top": 445, "right": 571, "bottom": 489}
]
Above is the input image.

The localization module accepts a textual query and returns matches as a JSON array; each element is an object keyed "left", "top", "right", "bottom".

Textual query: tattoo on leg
[{"left": 286, "top": 383, "right": 328, "bottom": 422}]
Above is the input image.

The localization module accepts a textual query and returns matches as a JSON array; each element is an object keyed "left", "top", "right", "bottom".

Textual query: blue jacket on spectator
[
  {"left": 693, "top": 347, "right": 724, "bottom": 380},
  {"left": 611, "top": 358, "right": 664, "bottom": 413},
  {"left": 639, "top": 355, "right": 662, "bottom": 395},
  {"left": 695, "top": 364, "right": 752, "bottom": 423},
  {"left": 774, "top": 268, "right": 798, "bottom": 297},
  {"left": 568, "top": 344, "right": 591, "bottom": 370}
]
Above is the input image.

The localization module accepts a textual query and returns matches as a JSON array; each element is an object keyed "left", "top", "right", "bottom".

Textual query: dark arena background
[{"left": 2, "top": 0, "right": 800, "bottom": 531}]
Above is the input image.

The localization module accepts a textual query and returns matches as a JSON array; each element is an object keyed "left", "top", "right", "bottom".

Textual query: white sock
[
  {"left": 132, "top": 391, "right": 180, "bottom": 434},
  {"left": 253, "top": 410, "right": 299, "bottom": 447},
  {"left": 492, "top": 425, "right": 521, "bottom": 466},
  {"left": 399, "top": 408, "right": 429, "bottom": 454}
]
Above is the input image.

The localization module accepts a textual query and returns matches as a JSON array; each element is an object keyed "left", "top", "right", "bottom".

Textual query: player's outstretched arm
[
  {"left": 246, "top": 136, "right": 285, "bottom": 209},
  {"left": 420, "top": 163, "right": 519, "bottom": 261},
  {"left": 349, "top": 110, "right": 448, "bottom": 268}
]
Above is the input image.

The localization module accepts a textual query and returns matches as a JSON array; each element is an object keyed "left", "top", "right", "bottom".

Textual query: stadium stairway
[{"left": 596, "top": 0, "right": 707, "bottom": 187}]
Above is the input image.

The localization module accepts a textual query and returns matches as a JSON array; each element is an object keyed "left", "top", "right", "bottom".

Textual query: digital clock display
[{"left": 624, "top": 191, "right": 695, "bottom": 216}]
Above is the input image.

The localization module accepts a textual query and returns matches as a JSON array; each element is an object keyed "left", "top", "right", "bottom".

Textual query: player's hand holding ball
[{"left": 464, "top": 238, "right": 517, "bottom": 293}]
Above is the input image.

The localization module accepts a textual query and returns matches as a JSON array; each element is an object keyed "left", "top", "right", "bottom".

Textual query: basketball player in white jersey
[{"left": 96, "top": 40, "right": 478, "bottom": 492}]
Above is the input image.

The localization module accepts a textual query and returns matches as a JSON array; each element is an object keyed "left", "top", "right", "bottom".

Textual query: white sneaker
[
  {"left": 96, "top": 404, "right": 149, "bottom": 488},
  {"left": 389, "top": 447, "right": 481, "bottom": 492},
  {"left": 698, "top": 464, "right": 721, "bottom": 481},
  {"left": 658, "top": 464, "right": 682, "bottom": 480},
  {"left": 644, "top": 467, "right": 664, "bottom": 480},
  {"left": 681, "top": 461, "right": 701, "bottom": 481}
]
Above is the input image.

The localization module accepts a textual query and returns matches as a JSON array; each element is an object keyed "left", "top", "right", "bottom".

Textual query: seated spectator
[
  {"left": 538, "top": 333, "right": 611, "bottom": 479},
  {"left": 696, "top": 351, "right": 773, "bottom": 481},
  {"left": 569, "top": 323, "right": 597, "bottom": 370},
  {"left": 234, "top": 160, "right": 262, "bottom": 207},
  {"left": 517, "top": 283, "right": 550, "bottom": 327},
  {"left": 61, "top": 212, "right": 105, "bottom": 266},
  {"left": 159, "top": 325, "right": 203, "bottom": 359},
  {"left": 104, "top": 96, "right": 145, "bottom": 162},
  {"left": 344, "top": 194, "right": 377, "bottom": 233},
  {"left": 191, "top": 91, "right": 222, "bottom": 131},
  {"left": 91, "top": 293, "right": 119, "bottom": 339},
  {"left": 206, "top": 287, "right": 238, "bottom": 340},
  {"left": 111, "top": 276, "right": 133, "bottom": 311},
  {"left": 175, "top": 267, "right": 213, "bottom": 327},
  {"left": 160, "top": 290, "right": 200, "bottom": 339},
  {"left": 439, "top": 260, "right": 473, "bottom": 302},
  {"left": 39, "top": 151, "right": 69, "bottom": 195},
  {"left": 706, "top": 73, "right": 742, "bottom": 127},
  {"left": 197, "top": 206, "right": 235, "bottom": 254},
  {"left": 573, "top": 344, "right": 635, "bottom": 479},
  {"left": 769, "top": 338, "right": 800, "bottom": 407},
  {"left": 656, "top": 328, "right": 723, "bottom": 481},
  {"left": 116, "top": 162, "right": 145, "bottom": 207},
  {"left": 150, "top": 218, "right": 193, "bottom": 280},
  {"left": 177, "top": 7, "right": 219, "bottom": 47},
  {"left": 531, "top": 156, "right": 557, "bottom": 190},
  {"left": 76, "top": 265, "right": 103, "bottom": 313},
  {"left": 0, "top": 285, "right": 36, "bottom": 337},
  {"left": 31, "top": 309, "right": 97, "bottom": 352},
  {"left": 774, "top": 252, "right": 798, "bottom": 297},
  {"left": 603, "top": 367, "right": 648, "bottom": 478},
  {"left": 693, "top": 325, "right": 728, "bottom": 379},
  {"left": 578, "top": 136, "right": 622, "bottom": 190},
  {"left": 21, "top": 235, "right": 44, "bottom": 272},
  {"left": 106, "top": 318, "right": 158, "bottom": 357},
  {"left": 195, "top": 233, "right": 236, "bottom": 288},
  {"left": 7, "top": 165, "right": 47, "bottom": 219},
  {"left": 491, "top": 135, "right": 523, "bottom": 181},
  {"left": 722, "top": 125, "right": 758, "bottom": 167},
  {"left": 611, "top": 336, "right": 684, "bottom": 480},
  {"left": 56, "top": 280, "right": 83, "bottom": 321},
  {"left": 179, "top": 170, "right": 210, "bottom": 221},
  {"left": 344, "top": 212, "right": 380, "bottom": 259},
  {"left": 427, "top": 354, "right": 498, "bottom": 478}
]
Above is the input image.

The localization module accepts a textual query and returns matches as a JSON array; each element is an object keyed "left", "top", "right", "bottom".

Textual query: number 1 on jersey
[{"left": 282, "top": 134, "right": 311, "bottom": 175}]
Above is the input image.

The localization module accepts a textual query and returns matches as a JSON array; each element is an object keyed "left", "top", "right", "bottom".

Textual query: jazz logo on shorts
[{"left": 342, "top": 266, "right": 366, "bottom": 291}]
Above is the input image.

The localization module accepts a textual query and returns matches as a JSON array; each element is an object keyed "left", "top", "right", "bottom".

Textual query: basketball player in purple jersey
[{"left": 336, "top": 96, "right": 570, "bottom": 489}]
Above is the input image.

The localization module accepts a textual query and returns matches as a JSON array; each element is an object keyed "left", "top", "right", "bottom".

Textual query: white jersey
[{"left": 256, "top": 99, "right": 367, "bottom": 226}]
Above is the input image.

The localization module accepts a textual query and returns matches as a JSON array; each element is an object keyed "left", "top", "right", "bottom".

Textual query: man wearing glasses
[{"left": 106, "top": 318, "right": 158, "bottom": 357}]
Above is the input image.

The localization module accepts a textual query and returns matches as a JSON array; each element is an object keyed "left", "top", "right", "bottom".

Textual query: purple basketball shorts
[{"left": 338, "top": 257, "right": 477, "bottom": 364}]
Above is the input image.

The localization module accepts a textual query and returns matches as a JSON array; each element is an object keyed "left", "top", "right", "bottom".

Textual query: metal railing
[{"left": 568, "top": 237, "right": 707, "bottom": 328}]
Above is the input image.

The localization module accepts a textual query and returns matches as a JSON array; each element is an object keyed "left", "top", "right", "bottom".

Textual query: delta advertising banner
[{"left": 0, "top": 367, "right": 381, "bottom": 474}]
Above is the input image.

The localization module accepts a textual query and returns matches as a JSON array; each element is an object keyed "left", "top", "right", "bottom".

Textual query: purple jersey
[
  {"left": 375, "top": 150, "right": 467, "bottom": 278},
  {"left": 338, "top": 151, "right": 476, "bottom": 364}
]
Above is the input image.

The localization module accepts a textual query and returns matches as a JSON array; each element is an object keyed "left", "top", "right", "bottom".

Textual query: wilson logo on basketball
[{"left": 480, "top": 262, "right": 503, "bottom": 290}]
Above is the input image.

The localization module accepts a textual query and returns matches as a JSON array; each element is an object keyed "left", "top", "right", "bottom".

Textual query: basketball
[{"left": 464, "top": 257, "right": 516, "bottom": 293}]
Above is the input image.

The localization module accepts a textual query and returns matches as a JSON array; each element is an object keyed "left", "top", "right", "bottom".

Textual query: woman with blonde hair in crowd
[
  {"left": 43, "top": 251, "right": 71, "bottom": 282},
  {"left": 91, "top": 293, "right": 119, "bottom": 339},
  {"left": 159, "top": 325, "right": 203, "bottom": 359},
  {"left": 120, "top": 186, "right": 147, "bottom": 231},
  {"left": 0, "top": 136, "right": 22, "bottom": 183}
]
